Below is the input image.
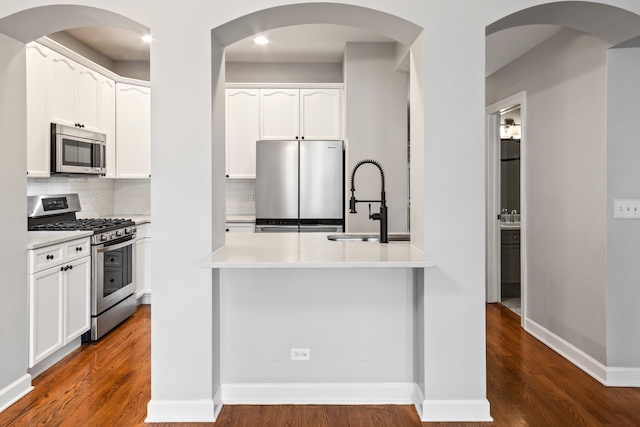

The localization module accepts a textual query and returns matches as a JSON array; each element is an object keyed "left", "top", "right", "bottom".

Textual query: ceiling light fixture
[
  {"left": 141, "top": 35, "right": 153, "bottom": 43},
  {"left": 254, "top": 36, "right": 269, "bottom": 45}
]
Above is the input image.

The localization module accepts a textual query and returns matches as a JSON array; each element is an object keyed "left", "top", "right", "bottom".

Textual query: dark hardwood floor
[{"left": 2, "top": 303, "right": 639, "bottom": 426}]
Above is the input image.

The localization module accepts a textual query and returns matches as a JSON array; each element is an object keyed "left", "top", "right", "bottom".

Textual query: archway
[
  {"left": 485, "top": 1, "right": 640, "bottom": 386},
  {"left": 0, "top": 4, "right": 149, "bottom": 413}
]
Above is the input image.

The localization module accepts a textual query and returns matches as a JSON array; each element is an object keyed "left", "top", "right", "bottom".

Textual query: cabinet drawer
[
  {"left": 30, "top": 243, "right": 65, "bottom": 273},
  {"left": 501, "top": 230, "right": 520, "bottom": 244},
  {"left": 65, "top": 238, "right": 90, "bottom": 262}
]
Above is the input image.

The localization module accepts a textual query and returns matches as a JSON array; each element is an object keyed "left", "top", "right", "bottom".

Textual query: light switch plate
[{"left": 614, "top": 199, "right": 640, "bottom": 219}]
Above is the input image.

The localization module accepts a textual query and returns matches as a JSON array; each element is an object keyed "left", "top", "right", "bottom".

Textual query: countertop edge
[{"left": 27, "top": 230, "right": 94, "bottom": 250}]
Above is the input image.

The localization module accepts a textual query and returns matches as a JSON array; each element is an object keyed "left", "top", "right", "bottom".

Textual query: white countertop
[
  {"left": 226, "top": 215, "right": 255, "bottom": 223},
  {"left": 27, "top": 230, "right": 94, "bottom": 250},
  {"left": 202, "top": 232, "right": 435, "bottom": 269}
]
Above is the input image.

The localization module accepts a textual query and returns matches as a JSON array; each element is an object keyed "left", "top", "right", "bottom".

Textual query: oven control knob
[
  {"left": 116, "top": 230, "right": 123, "bottom": 237},
  {"left": 124, "top": 228, "right": 130, "bottom": 234},
  {"left": 100, "top": 234, "right": 108, "bottom": 241}
]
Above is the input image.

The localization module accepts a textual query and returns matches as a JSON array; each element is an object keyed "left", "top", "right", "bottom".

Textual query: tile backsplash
[
  {"left": 27, "top": 177, "right": 150, "bottom": 218},
  {"left": 226, "top": 179, "right": 256, "bottom": 215},
  {"left": 27, "top": 177, "right": 252, "bottom": 218}
]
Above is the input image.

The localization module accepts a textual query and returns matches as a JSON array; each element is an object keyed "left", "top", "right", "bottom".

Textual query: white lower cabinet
[
  {"left": 28, "top": 238, "right": 91, "bottom": 368},
  {"left": 135, "top": 223, "right": 151, "bottom": 303}
]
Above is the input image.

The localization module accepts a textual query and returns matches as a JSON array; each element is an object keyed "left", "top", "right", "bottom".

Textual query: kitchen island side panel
[{"left": 219, "top": 268, "right": 415, "bottom": 384}]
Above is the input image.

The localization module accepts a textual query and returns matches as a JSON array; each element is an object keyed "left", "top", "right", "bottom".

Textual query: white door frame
[{"left": 486, "top": 91, "right": 527, "bottom": 326}]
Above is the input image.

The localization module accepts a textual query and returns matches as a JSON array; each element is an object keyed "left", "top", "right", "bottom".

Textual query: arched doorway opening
[
  {"left": 0, "top": 4, "right": 150, "bottom": 412},
  {"left": 485, "top": 1, "right": 640, "bottom": 386}
]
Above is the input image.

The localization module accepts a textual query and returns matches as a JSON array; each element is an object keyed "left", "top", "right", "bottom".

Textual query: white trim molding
[
  {"left": 606, "top": 368, "right": 640, "bottom": 387},
  {"left": 222, "top": 382, "right": 416, "bottom": 405},
  {"left": 413, "top": 392, "right": 492, "bottom": 422},
  {"left": 0, "top": 374, "right": 33, "bottom": 414},
  {"left": 525, "top": 317, "right": 607, "bottom": 385},
  {"left": 145, "top": 396, "right": 221, "bottom": 423}
]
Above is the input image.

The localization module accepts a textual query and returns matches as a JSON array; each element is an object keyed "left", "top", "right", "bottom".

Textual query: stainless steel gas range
[{"left": 28, "top": 193, "right": 137, "bottom": 341}]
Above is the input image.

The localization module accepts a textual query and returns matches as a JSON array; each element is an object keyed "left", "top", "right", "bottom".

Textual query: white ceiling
[{"left": 60, "top": 23, "right": 562, "bottom": 74}]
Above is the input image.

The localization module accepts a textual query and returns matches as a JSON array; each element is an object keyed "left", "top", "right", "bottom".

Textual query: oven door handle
[{"left": 96, "top": 238, "right": 136, "bottom": 253}]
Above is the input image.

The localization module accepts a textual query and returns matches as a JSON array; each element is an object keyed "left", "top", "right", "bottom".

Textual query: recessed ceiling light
[
  {"left": 254, "top": 36, "right": 269, "bottom": 45},
  {"left": 141, "top": 35, "right": 153, "bottom": 43}
]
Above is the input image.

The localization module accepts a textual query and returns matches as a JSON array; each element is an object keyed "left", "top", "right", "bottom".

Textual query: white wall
[
  {"left": 0, "top": 33, "right": 30, "bottom": 412},
  {"left": 486, "top": 29, "right": 609, "bottom": 363},
  {"left": 343, "top": 42, "right": 408, "bottom": 233},
  {"left": 606, "top": 47, "right": 640, "bottom": 370}
]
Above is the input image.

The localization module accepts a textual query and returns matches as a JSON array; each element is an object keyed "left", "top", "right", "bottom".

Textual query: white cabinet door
[
  {"left": 74, "top": 64, "right": 101, "bottom": 131},
  {"left": 26, "top": 43, "right": 51, "bottom": 178},
  {"left": 30, "top": 266, "right": 64, "bottom": 367},
  {"left": 135, "top": 234, "right": 147, "bottom": 299},
  {"left": 49, "top": 50, "right": 76, "bottom": 128},
  {"left": 300, "top": 88, "right": 341, "bottom": 140},
  {"left": 260, "top": 89, "right": 299, "bottom": 140},
  {"left": 100, "top": 76, "right": 117, "bottom": 177},
  {"left": 64, "top": 256, "right": 91, "bottom": 343},
  {"left": 116, "top": 83, "right": 151, "bottom": 178},
  {"left": 226, "top": 89, "right": 260, "bottom": 178}
]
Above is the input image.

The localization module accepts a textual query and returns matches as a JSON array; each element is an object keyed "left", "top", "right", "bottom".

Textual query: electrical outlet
[
  {"left": 291, "top": 348, "right": 310, "bottom": 361},
  {"left": 614, "top": 199, "right": 640, "bottom": 219}
]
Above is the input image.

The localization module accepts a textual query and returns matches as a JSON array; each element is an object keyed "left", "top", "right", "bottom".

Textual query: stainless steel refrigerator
[{"left": 255, "top": 140, "right": 344, "bottom": 232}]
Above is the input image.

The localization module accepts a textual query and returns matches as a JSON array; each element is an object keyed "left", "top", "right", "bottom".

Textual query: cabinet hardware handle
[
  {"left": 68, "top": 265, "right": 73, "bottom": 270},
  {"left": 61, "top": 266, "right": 65, "bottom": 271},
  {"left": 226, "top": 228, "right": 230, "bottom": 232},
  {"left": 47, "top": 254, "right": 54, "bottom": 260},
  {"left": 76, "top": 247, "right": 82, "bottom": 251}
]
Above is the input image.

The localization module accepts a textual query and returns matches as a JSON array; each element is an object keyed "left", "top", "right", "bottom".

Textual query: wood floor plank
[{"left": 1, "top": 303, "right": 639, "bottom": 426}]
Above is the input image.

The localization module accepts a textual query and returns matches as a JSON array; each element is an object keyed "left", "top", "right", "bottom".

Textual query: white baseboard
[
  {"left": 222, "top": 383, "right": 416, "bottom": 404},
  {"left": 145, "top": 397, "right": 219, "bottom": 423},
  {"left": 606, "top": 367, "right": 640, "bottom": 387},
  {"left": 525, "top": 317, "right": 607, "bottom": 384},
  {"left": 412, "top": 387, "right": 492, "bottom": 422},
  {"left": 0, "top": 374, "right": 33, "bottom": 414},
  {"left": 137, "top": 291, "right": 151, "bottom": 305}
]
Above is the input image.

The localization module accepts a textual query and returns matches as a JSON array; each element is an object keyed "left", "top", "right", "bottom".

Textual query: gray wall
[
  {"left": 226, "top": 62, "right": 342, "bottom": 83},
  {"left": 344, "top": 42, "right": 408, "bottom": 233},
  {"left": 0, "top": 34, "right": 29, "bottom": 407},
  {"left": 606, "top": 47, "right": 640, "bottom": 368},
  {"left": 486, "top": 29, "right": 609, "bottom": 363}
]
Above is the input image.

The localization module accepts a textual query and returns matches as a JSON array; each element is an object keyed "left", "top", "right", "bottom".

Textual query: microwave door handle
[{"left": 101, "top": 143, "right": 106, "bottom": 169}]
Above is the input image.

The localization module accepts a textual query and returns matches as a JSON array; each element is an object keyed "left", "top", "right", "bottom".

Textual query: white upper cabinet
[
  {"left": 299, "top": 88, "right": 341, "bottom": 140},
  {"left": 26, "top": 43, "right": 50, "bottom": 178},
  {"left": 116, "top": 83, "right": 151, "bottom": 178},
  {"left": 259, "top": 88, "right": 300, "bottom": 140},
  {"left": 26, "top": 42, "right": 110, "bottom": 177},
  {"left": 100, "top": 76, "right": 116, "bottom": 178},
  {"left": 259, "top": 88, "right": 341, "bottom": 141},
  {"left": 74, "top": 63, "right": 101, "bottom": 131},
  {"left": 49, "top": 49, "right": 100, "bottom": 131},
  {"left": 226, "top": 88, "right": 260, "bottom": 178}
]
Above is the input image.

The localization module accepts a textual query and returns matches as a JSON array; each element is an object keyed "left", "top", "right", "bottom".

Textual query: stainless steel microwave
[{"left": 51, "top": 123, "right": 106, "bottom": 176}]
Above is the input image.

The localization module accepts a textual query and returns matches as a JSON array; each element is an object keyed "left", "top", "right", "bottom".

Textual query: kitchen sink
[{"left": 327, "top": 233, "right": 410, "bottom": 242}]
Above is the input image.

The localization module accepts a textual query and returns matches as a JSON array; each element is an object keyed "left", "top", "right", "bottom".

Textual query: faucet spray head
[{"left": 349, "top": 192, "right": 357, "bottom": 214}]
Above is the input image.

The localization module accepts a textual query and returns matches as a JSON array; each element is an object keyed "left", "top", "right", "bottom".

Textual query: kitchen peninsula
[{"left": 201, "top": 232, "right": 437, "bottom": 419}]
